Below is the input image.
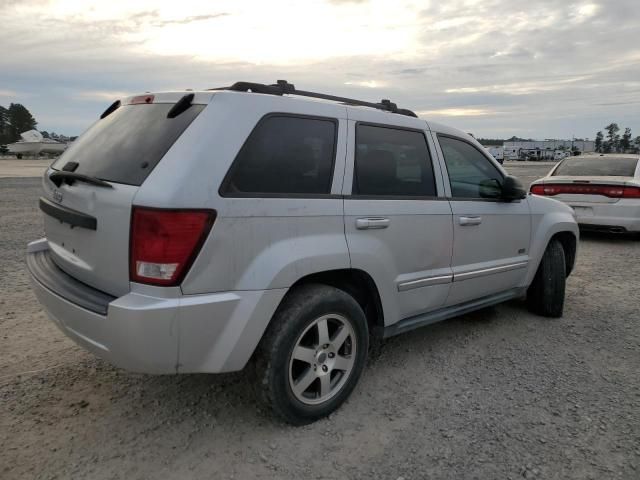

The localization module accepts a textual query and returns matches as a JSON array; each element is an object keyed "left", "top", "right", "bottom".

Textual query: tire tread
[
  {"left": 253, "top": 284, "right": 368, "bottom": 425},
  {"left": 527, "top": 239, "right": 566, "bottom": 318}
]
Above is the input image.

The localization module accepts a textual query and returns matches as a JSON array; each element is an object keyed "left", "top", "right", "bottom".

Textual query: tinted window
[
  {"left": 51, "top": 103, "right": 204, "bottom": 186},
  {"left": 222, "top": 116, "right": 336, "bottom": 195},
  {"left": 438, "top": 136, "right": 503, "bottom": 199},
  {"left": 553, "top": 157, "right": 638, "bottom": 177},
  {"left": 354, "top": 125, "right": 436, "bottom": 196}
]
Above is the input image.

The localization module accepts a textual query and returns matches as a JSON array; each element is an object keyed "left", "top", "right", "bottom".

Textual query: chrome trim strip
[
  {"left": 454, "top": 261, "right": 529, "bottom": 282},
  {"left": 398, "top": 274, "right": 453, "bottom": 292}
]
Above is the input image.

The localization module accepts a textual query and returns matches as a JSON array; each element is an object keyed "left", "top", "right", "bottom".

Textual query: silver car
[
  {"left": 530, "top": 155, "right": 640, "bottom": 233},
  {"left": 27, "top": 81, "right": 579, "bottom": 424}
]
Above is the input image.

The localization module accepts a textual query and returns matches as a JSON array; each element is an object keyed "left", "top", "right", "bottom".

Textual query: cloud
[
  {"left": 417, "top": 108, "right": 495, "bottom": 117},
  {"left": 0, "top": 0, "right": 638, "bottom": 139},
  {"left": 157, "top": 13, "right": 229, "bottom": 24},
  {"left": 75, "top": 90, "right": 133, "bottom": 102},
  {"left": 444, "top": 76, "right": 593, "bottom": 96},
  {"left": 0, "top": 89, "right": 19, "bottom": 97},
  {"left": 344, "top": 80, "right": 386, "bottom": 88}
]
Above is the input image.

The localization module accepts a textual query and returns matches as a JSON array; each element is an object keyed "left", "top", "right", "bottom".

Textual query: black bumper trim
[
  {"left": 27, "top": 249, "right": 115, "bottom": 315},
  {"left": 39, "top": 197, "right": 97, "bottom": 230}
]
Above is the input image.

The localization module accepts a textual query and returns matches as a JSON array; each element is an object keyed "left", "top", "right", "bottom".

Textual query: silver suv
[{"left": 27, "top": 81, "right": 578, "bottom": 424}]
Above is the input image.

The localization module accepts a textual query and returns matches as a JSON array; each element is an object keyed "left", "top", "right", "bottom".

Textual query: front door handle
[
  {"left": 356, "top": 217, "right": 390, "bottom": 230},
  {"left": 459, "top": 216, "right": 482, "bottom": 226}
]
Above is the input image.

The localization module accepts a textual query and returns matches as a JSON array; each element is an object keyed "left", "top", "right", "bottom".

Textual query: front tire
[
  {"left": 526, "top": 239, "right": 566, "bottom": 317},
  {"left": 254, "top": 284, "right": 369, "bottom": 425}
]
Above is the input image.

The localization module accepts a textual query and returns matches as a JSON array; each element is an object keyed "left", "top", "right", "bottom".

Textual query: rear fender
[{"left": 236, "top": 231, "right": 351, "bottom": 290}]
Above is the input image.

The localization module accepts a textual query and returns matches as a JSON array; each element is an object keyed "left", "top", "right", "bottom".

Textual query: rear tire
[
  {"left": 526, "top": 239, "right": 566, "bottom": 317},
  {"left": 254, "top": 284, "right": 369, "bottom": 425}
]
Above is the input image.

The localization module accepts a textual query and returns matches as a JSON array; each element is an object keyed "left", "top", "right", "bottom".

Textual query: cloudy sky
[{"left": 1, "top": 0, "right": 638, "bottom": 139}]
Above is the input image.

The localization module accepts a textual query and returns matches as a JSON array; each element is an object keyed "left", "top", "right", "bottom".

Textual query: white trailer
[{"left": 485, "top": 146, "right": 504, "bottom": 162}]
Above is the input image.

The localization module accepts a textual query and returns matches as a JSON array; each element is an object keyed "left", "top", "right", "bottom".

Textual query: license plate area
[{"left": 572, "top": 206, "right": 594, "bottom": 217}]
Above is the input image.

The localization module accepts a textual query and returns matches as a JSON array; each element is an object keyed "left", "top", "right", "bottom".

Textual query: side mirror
[
  {"left": 501, "top": 175, "right": 526, "bottom": 201},
  {"left": 479, "top": 178, "right": 502, "bottom": 199}
]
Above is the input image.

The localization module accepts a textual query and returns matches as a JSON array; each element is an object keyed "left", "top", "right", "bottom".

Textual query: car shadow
[
  {"left": 4, "top": 298, "right": 540, "bottom": 458},
  {"left": 579, "top": 230, "right": 639, "bottom": 242}
]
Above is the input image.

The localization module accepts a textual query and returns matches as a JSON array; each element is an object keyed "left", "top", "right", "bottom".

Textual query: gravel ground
[
  {"left": 1, "top": 164, "right": 639, "bottom": 480},
  {"left": 0, "top": 159, "right": 52, "bottom": 178}
]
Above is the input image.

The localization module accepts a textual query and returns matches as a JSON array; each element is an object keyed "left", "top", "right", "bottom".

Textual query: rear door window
[
  {"left": 221, "top": 115, "right": 337, "bottom": 195},
  {"left": 353, "top": 124, "right": 436, "bottom": 196},
  {"left": 553, "top": 157, "right": 639, "bottom": 176},
  {"left": 51, "top": 103, "right": 204, "bottom": 186}
]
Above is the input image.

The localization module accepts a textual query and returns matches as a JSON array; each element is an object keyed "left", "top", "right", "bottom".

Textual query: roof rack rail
[{"left": 209, "top": 80, "right": 418, "bottom": 118}]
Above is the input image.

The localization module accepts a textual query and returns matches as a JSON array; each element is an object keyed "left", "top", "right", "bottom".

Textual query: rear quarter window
[
  {"left": 553, "top": 157, "right": 639, "bottom": 177},
  {"left": 51, "top": 103, "right": 205, "bottom": 186},
  {"left": 220, "top": 114, "right": 337, "bottom": 196}
]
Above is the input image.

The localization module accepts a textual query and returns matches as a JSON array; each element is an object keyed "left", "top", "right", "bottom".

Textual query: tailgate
[
  {"left": 41, "top": 178, "right": 138, "bottom": 297},
  {"left": 40, "top": 93, "right": 208, "bottom": 297}
]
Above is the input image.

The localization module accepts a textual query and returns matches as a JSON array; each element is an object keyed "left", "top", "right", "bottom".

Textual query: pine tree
[
  {"left": 620, "top": 128, "right": 632, "bottom": 152},
  {"left": 0, "top": 106, "right": 9, "bottom": 145},
  {"left": 7, "top": 103, "right": 38, "bottom": 142},
  {"left": 594, "top": 131, "right": 603, "bottom": 152},
  {"left": 604, "top": 123, "right": 619, "bottom": 153}
]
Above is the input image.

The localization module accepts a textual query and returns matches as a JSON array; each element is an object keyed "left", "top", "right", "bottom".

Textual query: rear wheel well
[
  {"left": 550, "top": 231, "right": 577, "bottom": 276},
  {"left": 286, "top": 269, "right": 384, "bottom": 341}
]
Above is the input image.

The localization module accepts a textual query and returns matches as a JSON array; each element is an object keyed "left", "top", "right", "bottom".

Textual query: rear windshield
[
  {"left": 51, "top": 103, "right": 205, "bottom": 186},
  {"left": 553, "top": 157, "right": 638, "bottom": 177}
]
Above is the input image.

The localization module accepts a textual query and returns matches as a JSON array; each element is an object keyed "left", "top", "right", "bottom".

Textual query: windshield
[
  {"left": 553, "top": 157, "right": 638, "bottom": 177},
  {"left": 51, "top": 103, "right": 204, "bottom": 186}
]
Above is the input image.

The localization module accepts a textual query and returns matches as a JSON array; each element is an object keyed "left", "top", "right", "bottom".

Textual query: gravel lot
[{"left": 1, "top": 162, "right": 639, "bottom": 479}]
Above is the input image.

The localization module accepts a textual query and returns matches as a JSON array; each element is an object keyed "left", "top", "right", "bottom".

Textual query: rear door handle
[
  {"left": 356, "top": 217, "right": 390, "bottom": 230},
  {"left": 459, "top": 216, "right": 482, "bottom": 226}
]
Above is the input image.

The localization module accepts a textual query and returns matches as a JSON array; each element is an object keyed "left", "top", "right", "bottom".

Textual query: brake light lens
[
  {"left": 130, "top": 207, "right": 215, "bottom": 286},
  {"left": 622, "top": 186, "right": 640, "bottom": 198},
  {"left": 129, "top": 94, "right": 155, "bottom": 105},
  {"left": 530, "top": 184, "right": 640, "bottom": 198}
]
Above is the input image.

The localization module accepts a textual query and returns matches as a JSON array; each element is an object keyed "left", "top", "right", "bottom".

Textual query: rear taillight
[
  {"left": 130, "top": 207, "right": 215, "bottom": 286},
  {"left": 621, "top": 186, "right": 640, "bottom": 198},
  {"left": 530, "top": 185, "right": 546, "bottom": 195},
  {"left": 530, "top": 184, "right": 640, "bottom": 198}
]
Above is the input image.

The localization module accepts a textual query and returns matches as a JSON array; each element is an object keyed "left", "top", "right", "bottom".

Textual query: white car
[
  {"left": 530, "top": 155, "right": 640, "bottom": 233},
  {"left": 27, "top": 80, "right": 578, "bottom": 424}
]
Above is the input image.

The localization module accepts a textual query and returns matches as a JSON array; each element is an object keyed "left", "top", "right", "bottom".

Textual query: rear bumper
[
  {"left": 27, "top": 239, "right": 286, "bottom": 374},
  {"left": 566, "top": 201, "right": 640, "bottom": 232}
]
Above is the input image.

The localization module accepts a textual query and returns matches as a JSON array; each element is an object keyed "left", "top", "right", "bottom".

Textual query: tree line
[
  {"left": 0, "top": 103, "right": 38, "bottom": 145},
  {"left": 595, "top": 123, "right": 640, "bottom": 153}
]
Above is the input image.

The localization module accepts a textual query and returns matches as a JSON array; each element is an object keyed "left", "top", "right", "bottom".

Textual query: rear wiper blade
[{"left": 49, "top": 171, "right": 113, "bottom": 189}]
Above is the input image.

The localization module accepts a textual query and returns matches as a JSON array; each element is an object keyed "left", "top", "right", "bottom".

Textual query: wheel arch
[
  {"left": 284, "top": 268, "right": 385, "bottom": 340},
  {"left": 525, "top": 225, "right": 578, "bottom": 288},
  {"left": 551, "top": 231, "right": 577, "bottom": 277}
]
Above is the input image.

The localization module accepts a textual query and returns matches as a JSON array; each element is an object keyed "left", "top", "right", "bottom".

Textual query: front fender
[{"left": 524, "top": 195, "right": 579, "bottom": 286}]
